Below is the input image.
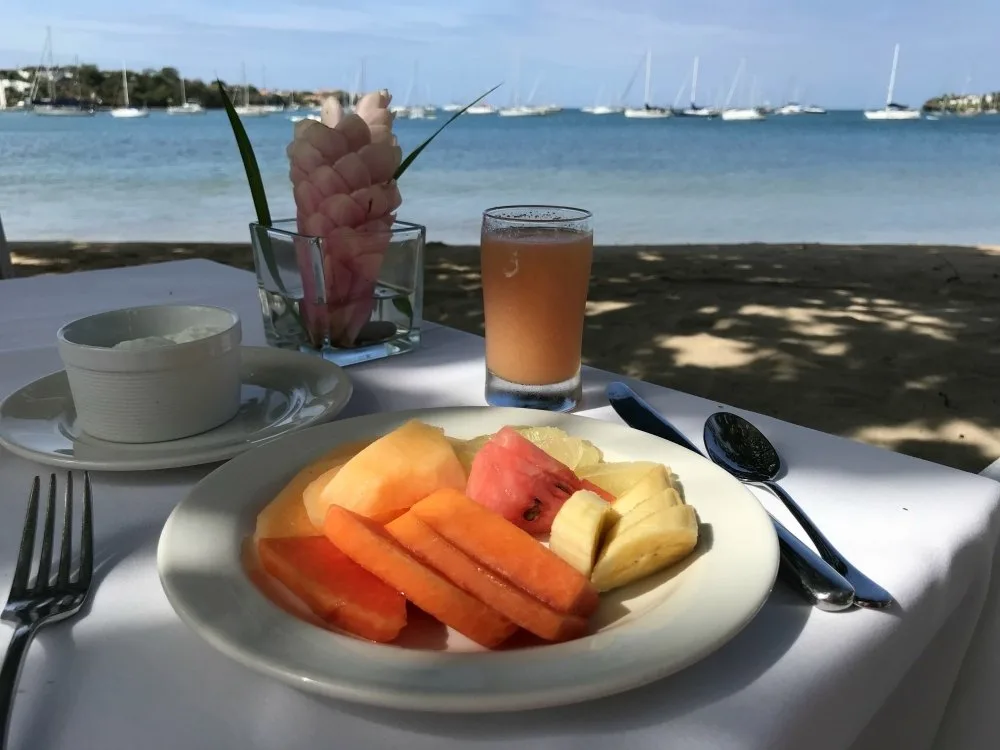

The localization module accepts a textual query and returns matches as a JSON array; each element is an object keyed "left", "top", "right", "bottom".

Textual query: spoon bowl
[{"left": 703, "top": 412, "right": 781, "bottom": 483}]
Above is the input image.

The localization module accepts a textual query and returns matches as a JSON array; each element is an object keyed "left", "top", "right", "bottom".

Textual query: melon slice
[
  {"left": 411, "top": 489, "right": 600, "bottom": 617},
  {"left": 324, "top": 506, "right": 518, "bottom": 648},
  {"left": 386, "top": 512, "right": 588, "bottom": 642},
  {"left": 257, "top": 536, "right": 407, "bottom": 643},
  {"left": 254, "top": 439, "right": 372, "bottom": 540},
  {"left": 303, "top": 420, "right": 467, "bottom": 528}
]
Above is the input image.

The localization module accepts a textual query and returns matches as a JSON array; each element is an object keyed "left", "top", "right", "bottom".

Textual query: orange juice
[{"left": 481, "top": 228, "right": 593, "bottom": 386}]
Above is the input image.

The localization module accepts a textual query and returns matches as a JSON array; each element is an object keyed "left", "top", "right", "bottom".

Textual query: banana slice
[
  {"left": 548, "top": 490, "right": 613, "bottom": 576},
  {"left": 591, "top": 505, "right": 699, "bottom": 592}
]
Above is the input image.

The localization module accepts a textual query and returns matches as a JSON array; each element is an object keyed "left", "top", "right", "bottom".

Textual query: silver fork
[{"left": 0, "top": 473, "right": 94, "bottom": 750}]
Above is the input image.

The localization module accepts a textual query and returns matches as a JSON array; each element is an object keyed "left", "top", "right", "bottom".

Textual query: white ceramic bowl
[{"left": 56, "top": 305, "right": 242, "bottom": 444}]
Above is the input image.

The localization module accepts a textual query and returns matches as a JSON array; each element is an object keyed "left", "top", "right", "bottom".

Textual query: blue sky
[{"left": 3, "top": 0, "right": 999, "bottom": 108}]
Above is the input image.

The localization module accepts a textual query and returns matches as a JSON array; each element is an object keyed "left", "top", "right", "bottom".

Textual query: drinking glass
[{"left": 480, "top": 205, "right": 593, "bottom": 411}]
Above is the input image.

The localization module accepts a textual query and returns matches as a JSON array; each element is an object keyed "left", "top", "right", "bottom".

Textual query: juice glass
[{"left": 480, "top": 205, "right": 593, "bottom": 411}]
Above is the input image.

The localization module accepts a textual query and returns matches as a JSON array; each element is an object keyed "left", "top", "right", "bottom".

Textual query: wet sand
[{"left": 8, "top": 240, "right": 1000, "bottom": 473}]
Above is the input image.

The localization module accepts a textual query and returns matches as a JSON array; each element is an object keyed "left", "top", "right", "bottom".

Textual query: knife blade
[{"left": 606, "top": 382, "right": 856, "bottom": 611}]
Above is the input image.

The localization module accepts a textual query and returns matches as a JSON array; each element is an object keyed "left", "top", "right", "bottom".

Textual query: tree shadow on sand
[
  {"left": 424, "top": 242, "right": 1000, "bottom": 473},
  {"left": 12, "top": 240, "right": 1000, "bottom": 472}
]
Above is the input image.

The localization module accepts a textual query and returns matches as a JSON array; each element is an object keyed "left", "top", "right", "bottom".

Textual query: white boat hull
[
  {"left": 721, "top": 108, "right": 765, "bottom": 121},
  {"left": 497, "top": 106, "right": 546, "bottom": 117},
  {"left": 166, "top": 105, "right": 205, "bottom": 115},
  {"left": 863, "top": 108, "right": 921, "bottom": 120},
  {"left": 680, "top": 107, "right": 718, "bottom": 118},
  {"left": 623, "top": 108, "right": 671, "bottom": 119},
  {"left": 110, "top": 107, "right": 149, "bottom": 119},
  {"left": 234, "top": 106, "right": 270, "bottom": 118},
  {"left": 32, "top": 106, "right": 94, "bottom": 117}
]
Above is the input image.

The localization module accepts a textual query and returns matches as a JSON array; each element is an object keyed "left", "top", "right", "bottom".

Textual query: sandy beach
[{"left": 8, "top": 240, "right": 1000, "bottom": 474}]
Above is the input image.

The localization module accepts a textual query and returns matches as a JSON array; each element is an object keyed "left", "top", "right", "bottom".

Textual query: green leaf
[
  {"left": 217, "top": 79, "right": 291, "bottom": 301},
  {"left": 392, "top": 296, "right": 414, "bottom": 325},
  {"left": 217, "top": 80, "right": 271, "bottom": 226},
  {"left": 393, "top": 83, "right": 502, "bottom": 180}
]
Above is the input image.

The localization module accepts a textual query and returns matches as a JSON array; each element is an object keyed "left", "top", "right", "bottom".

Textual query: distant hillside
[
  {"left": 0, "top": 64, "right": 348, "bottom": 109},
  {"left": 922, "top": 91, "right": 1000, "bottom": 113}
]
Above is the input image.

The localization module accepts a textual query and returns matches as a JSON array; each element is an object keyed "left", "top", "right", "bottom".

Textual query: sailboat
[
  {"left": 863, "top": 44, "right": 920, "bottom": 120},
  {"left": 498, "top": 54, "right": 546, "bottom": 116},
  {"left": 678, "top": 57, "right": 718, "bottom": 117},
  {"left": 623, "top": 50, "right": 671, "bottom": 118},
  {"left": 581, "top": 86, "right": 622, "bottom": 114},
  {"left": 166, "top": 77, "right": 205, "bottom": 115},
  {"left": 720, "top": 60, "right": 765, "bottom": 121},
  {"left": 30, "top": 30, "right": 94, "bottom": 116},
  {"left": 393, "top": 62, "right": 435, "bottom": 119},
  {"left": 234, "top": 64, "right": 269, "bottom": 117},
  {"left": 109, "top": 65, "right": 149, "bottom": 118}
]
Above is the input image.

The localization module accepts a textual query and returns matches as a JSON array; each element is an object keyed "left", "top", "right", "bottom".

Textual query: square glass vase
[{"left": 250, "top": 219, "right": 425, "bottom": 366}]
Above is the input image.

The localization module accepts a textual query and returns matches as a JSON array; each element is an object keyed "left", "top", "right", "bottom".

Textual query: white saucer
[{"left": 0, "top": 346, "right": 353, "bottom": 471}]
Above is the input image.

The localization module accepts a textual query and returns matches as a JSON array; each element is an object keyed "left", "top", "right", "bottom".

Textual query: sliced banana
[
  {"left": 548, "top": 490, "right": 613, "bottom": 576},
  {"left": 591, "top": 505, "right": 699, "bottom": 592}
]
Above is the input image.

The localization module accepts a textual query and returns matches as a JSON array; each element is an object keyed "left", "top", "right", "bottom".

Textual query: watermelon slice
[
  {"left": 466, "top": 429, "right": 614, "bottom": 535},
  {"left": 491, "top": 428, "right": 615, "bottom": 501}
]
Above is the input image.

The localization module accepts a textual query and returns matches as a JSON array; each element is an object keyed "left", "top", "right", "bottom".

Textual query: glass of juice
[{"left": 480, "top": 205, "right": 593, "bottom": 411}]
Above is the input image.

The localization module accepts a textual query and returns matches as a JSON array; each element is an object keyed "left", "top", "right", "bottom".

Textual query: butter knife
[{"left": 606, "top": 382, "right": 856, "bottom": 612}]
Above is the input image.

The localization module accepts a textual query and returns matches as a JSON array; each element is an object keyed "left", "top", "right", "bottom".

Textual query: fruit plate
[{"left": 157, "top": 406, "right": 779, "bottom": 713}]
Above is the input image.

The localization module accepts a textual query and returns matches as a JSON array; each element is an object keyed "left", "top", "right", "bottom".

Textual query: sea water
[{"left": 2, "top": 110, "right": 1000, "bottom": 246}]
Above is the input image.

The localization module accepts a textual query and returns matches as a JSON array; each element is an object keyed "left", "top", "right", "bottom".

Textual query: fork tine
[
  {"left": 56, "top": 472, "right": 74, "bottom": 587},
  {"left": 33, "top": 474, "right": 57, "bottom": 591},
  {"left": 9, "top": 476, "right": 41, "bottom": 598},
  {"left": 77, "top": 472, "right": 94, "bottom": 589}
]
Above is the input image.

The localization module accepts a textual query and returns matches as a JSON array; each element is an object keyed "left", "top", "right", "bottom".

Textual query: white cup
[{"left": 56, "top": 305, "right": 242, "bottom": 443}]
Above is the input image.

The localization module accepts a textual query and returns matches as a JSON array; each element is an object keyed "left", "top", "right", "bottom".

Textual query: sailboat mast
[
  {"left": 513, "top": 52, "right": 521, "bottom": 107},
  {"left": 724, "top": 58, "right": 745, "bottom": 108},
  {"left": 691, "top": 56, "right": 699, "bottom": 107},
  {"left": 122, "top": 64, "right": 129, "bottom": 108},
  {"left": 643, "top": 49, "right": 652, "bottom": 105},
  {"left": 46, "top": 28, "right": 55, "bottom": 100},
  {"left": 180, "top": 76, "right": 186, "bottom": 103},
  {"left": 886, "top": 43, "right": 900, "bottom": 106}
]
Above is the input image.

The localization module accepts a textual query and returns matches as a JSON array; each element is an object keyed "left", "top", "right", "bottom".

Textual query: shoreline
[{"left": 8, "top": 240, "right": 1000, "bottom": 473}]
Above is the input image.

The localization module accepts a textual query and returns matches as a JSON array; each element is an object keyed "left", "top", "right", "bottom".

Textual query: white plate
[
  {"left": 157, "top": 406, "right": 779, "bottom": 712},
  {"left": 0, "top": 347, "right": 353, "bottom": 471}
]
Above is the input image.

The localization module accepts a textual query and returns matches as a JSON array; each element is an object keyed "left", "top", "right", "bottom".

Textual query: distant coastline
[
  {"left": 922, "top": 91, "right": 1000, "bottom": 114},
  {"left": 0, "top": 63, "right": 344, "bottom": 111}
]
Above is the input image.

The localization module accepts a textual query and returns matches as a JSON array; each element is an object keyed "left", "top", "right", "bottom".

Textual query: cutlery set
[{"left": 607, "top": 382, "right": 892, "bottom": 612}]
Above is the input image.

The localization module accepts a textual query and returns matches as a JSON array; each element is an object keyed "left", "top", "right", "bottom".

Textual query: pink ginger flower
[{"left": 286, "top": 90, "right": 403, "bottom": 347}]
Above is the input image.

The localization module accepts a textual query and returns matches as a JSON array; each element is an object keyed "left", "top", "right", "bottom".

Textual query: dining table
[{"left": 1, "top": 258, "right": 998, "bottom": 750}]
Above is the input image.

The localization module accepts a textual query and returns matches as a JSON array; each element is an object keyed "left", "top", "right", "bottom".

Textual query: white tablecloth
[{"left": 1, "top": 260, "right": 998, "bottom": 750}]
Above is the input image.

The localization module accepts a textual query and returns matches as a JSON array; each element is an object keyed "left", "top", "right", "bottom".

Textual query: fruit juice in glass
[{"left": 480, "top": 206, "right": 593, "bottom": 411}]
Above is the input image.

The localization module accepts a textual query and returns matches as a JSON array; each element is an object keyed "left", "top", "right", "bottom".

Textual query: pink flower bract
[{"left": 287, "top": 90, "right": 403, "bottom": 346}]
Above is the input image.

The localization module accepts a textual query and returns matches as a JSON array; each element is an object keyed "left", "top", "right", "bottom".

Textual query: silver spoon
[{"left": 703, "top": 411, "right": 893, "bottom": 609}]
